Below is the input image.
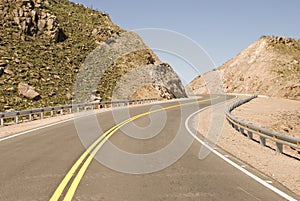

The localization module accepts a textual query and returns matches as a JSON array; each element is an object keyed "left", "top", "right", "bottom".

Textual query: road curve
[{"left": 0, "top": 95, "right": 298, "bottom": 201}]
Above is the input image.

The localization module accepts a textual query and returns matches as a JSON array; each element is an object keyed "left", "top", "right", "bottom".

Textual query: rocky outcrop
[
  {"left": 92, "top": 24, "right": 119, "bottom": 43},
  {"left": 112, "top": 64, "right": 187, "bottom": 100},
  {"left": 74, "top": 31, "right": 187, "bottom": 103},
  {"left": 266, "top": 35, "right": 297, "bottom": 47},
  {"left": 1, "top": 0, "right": 66, "bottom": 42},
  {"left": 188, "top": 36, "right": 300, "bottom": 100}
]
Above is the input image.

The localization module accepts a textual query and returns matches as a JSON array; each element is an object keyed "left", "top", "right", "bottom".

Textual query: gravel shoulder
[{"left": 194, "top": 96, "right": 300, "bottom": 196}]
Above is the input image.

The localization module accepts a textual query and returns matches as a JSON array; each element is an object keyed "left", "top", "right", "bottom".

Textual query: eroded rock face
[
  {"left": 112, "top": 64, "right": 187, "bottom": 100},
  {"left": 1, "top": 0, "right": 66, "bottom": 42},
  {"left": 75, "top": 31, "right": 187, "bottom": 102}
]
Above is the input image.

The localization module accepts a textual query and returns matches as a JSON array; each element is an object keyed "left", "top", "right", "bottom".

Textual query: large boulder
[{"left": 18, "top": 82, "right": 41, "bottom": 100}]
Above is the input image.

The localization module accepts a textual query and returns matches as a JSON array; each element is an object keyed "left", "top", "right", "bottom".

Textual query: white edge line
[{"left": 185, "top": 104, "right": 297, "bottom": 201}]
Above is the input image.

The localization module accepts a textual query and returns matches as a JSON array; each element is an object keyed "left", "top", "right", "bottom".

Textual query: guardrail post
[
  {"left": 51, "top": 111, "right": 54, "bottom": 116},
  {"left": 276, "top": 142, "right": 283, "bottom": 153},
  {"left": 40, "top": 112, "right": 44, "bottom": 119},
  {"left": 15, "top": 116, "right": 19, "bottom": 124},
  {"left": 76, "top": 107, "right": 80, "bottom": 113},
  {"left": 231, "top": 122, "right": 234, "bottom": 128},
  {"left": 29, "top": 114, "right": 32, "bottom": 121},
  {"left": 69, "top": 108, "right": 72, "bottom": 113},
  {"left": 260, "top": 136, "right": 266, "bottom": 146},
  {"left": 234, "top": 124, "right": 239, "bottom": 131},
  {"left": 247, "top": 131, "right": 253, "bottom": 140},
  {"left": 0, "top": 118, "right": 3, "bottom": 126},
  {"left": 240, "top": 127, "right": 245, "bottom": 135},
  {"left": 60, "top": 109, "right": 63, "bottom": 115}
]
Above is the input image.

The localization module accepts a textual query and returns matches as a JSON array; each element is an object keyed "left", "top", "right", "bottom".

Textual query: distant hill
[
  {"left": 188, "top": 36, "right": 300, "bottom": 100},
  {"left": 0, "top": 0, "right": 186, "bottom": 111}
]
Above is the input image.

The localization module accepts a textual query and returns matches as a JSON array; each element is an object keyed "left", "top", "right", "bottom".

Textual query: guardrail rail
[
  {"left": 225, "top": 95, "right": 300, "bottom": 154},
  {"left": 0, "top": 98, "right": 157, "bottom": 126}
]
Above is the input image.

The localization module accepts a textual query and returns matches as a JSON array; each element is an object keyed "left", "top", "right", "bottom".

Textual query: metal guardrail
[
  {"left": 0, "top": 98, "right": 157, "bottom": 126},
  {"left": 225, "top": 95, "right": 300, "bottom": 154}
]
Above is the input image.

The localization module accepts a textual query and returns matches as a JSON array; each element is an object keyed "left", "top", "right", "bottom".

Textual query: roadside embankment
[{"left": 194, "top": 96, "right": 300, "bottom": 195}]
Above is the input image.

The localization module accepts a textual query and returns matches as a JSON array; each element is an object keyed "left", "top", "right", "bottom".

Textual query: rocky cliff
[
  {"left": 0, "top": 0, "right": 186, "bottom": 111},
  {"left": 188, "top": 36, "right": 300, "bottom": 100}
]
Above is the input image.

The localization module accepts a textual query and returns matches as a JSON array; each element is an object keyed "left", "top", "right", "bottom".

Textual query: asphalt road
[{"left": 0, "top": 95, "right": 298, "bottom": 201}]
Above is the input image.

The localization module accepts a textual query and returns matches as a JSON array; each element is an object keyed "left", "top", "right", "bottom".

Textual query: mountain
[
  {"left": 0, "top": 0, "right": 186, "bottom": 111},
  {"left": 188, "top": 36, "right": 300, "bottom": 100}
]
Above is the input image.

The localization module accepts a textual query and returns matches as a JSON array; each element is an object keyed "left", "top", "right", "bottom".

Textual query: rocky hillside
[
  {"left": 0, "top": 0, "right": 186, "bottom": 111},
  {"left": 188, "top": 36, "right": 300, "bottom": 100}
]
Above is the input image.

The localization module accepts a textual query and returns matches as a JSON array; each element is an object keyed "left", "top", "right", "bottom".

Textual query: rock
[
  {"left": 91, "top": 94, "right": 101, "bottom": 101},
  {"left": 53, "top": 75, "right": 60, "bottom": 79},
  {"left": 0, "top": 62, "right": 7, "bottom": 67},
  {"left": 4, "top": 69, "right": 14, "bottom": 76},
  {"left": 38, "top": 19, "right": 46, "bottom": 31},
  {"left": 92, "top": 28, "right": 98, "bottom": 36},
  {"left": 6, "top": 87, "right": 15, "bottom": 92},
  {"left": 14, "top": 16, "right": 20, "bottom": 24},
  {"left": 280, "top": 125, "right": 290, "bottom": 133},
  {"left": 46, "top": 17, "right": 55, "bottom": 30},
  {"left": 4, "top": 106, "right": 11, "bottom": 110},
  {"left": 66, "top": 93, "right": 72, "bottom": 100},
  {"left": 18, "top": 82, "right": 41, "bottom": 100}
]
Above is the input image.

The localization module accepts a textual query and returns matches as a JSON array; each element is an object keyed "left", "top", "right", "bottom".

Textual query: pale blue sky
[{"left": 71, "top": 0, "right": 300, "bottom": 84}]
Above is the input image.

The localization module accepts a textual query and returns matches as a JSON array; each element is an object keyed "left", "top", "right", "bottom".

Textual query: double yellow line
[{"left": 49, "top": 97, "right": 217, "bottom": 201}]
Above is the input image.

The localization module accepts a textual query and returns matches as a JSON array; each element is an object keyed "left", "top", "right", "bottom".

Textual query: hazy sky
[{"left": 71, "top": 0, "right": 300, "bottom": 84}]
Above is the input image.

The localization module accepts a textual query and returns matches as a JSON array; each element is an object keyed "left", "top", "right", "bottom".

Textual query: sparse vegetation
[{"left": 0, "top": 0, "right": 171, "bottom": 111}]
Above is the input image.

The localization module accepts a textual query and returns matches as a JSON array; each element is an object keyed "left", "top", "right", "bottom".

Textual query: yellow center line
[
  {"left": 63, "top": 115, "right": 140, "bottom": 200},
  {"left": 49, "top": 118, "right": 133, "bottom": 201},
  {"left": 50, "top": 96, "right": 220, "bottom": 201}
]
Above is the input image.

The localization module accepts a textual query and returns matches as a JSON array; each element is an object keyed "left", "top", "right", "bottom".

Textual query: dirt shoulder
[
  {"left": 0, "top": 98, "right": 185, "bottom": 139},
  {"left": 194, "top": 96, "right": 300, "bottom": 196},
  {"left": 0, "top": 108, "right": 113, "bottom": 139}
]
